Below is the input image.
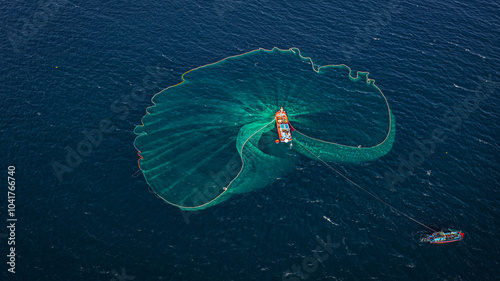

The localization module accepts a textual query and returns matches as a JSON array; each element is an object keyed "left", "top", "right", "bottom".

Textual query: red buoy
[{"left": 275, "top": 139, "right": 279, "bottom": 144}]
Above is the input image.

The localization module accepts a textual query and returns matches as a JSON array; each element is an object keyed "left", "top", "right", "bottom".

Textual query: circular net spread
[{"left": 134, "top": 47, "right": 396, "bottom": 211}]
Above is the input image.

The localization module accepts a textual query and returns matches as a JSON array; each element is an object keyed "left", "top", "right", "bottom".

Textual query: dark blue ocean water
[{"left": 1, "top": 0, "right": 499, "bottom": 280}]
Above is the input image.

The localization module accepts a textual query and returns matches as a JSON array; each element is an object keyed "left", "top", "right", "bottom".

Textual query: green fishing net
[{"left": 134, "top": 47, "right": 395, "bottom": 210}]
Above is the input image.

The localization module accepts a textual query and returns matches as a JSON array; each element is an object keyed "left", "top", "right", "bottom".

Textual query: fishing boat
[
  {"left": 427, "top": 229, "right": 464, "bottom": 244},
  {"left": 275, "top": 107, "right": 293, "bottom": 143}
]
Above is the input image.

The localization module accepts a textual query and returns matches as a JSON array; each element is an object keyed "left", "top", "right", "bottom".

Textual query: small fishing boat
[
  {"left": 275, "top": 107, "right": 293, "bottom": 143},
  {"left": 427, "top": 229, "right": 464, "bottom": 244}
]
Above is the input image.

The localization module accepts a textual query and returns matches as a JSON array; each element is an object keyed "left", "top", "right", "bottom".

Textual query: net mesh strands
[{"left": 134, "top": 47, "right": 395, "bottom": 210}]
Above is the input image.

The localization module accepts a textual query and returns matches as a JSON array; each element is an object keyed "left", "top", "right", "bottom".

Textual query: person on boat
[{"left": 439, "top": 231, "right": 445, "bottom": 237}]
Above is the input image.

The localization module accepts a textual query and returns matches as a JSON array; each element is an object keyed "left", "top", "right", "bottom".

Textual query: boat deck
[{"left": 275, "top": 108, "right": 292, "bottom": 143}]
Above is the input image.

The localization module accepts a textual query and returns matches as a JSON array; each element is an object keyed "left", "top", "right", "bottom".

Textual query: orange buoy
[{"left": 275, "top": 139, "right": 279, "bottom": 144}]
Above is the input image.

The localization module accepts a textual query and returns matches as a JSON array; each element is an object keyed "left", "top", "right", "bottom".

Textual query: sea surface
[{"left": 1, "top": 0, "right": 499, "bottom": 280}]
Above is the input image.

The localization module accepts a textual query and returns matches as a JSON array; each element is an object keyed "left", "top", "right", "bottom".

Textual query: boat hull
[{"left": 428, "top": 231, "right": 464, "bottom": 244}]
